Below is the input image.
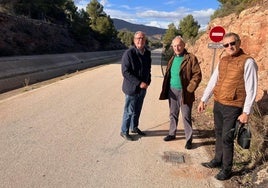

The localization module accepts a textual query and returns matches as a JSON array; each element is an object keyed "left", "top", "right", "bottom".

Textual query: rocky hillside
[
  {"left": 0, "top": 13, "right": 125, "bottom": 56},
  {"left": 189, "top": 0, "right": 268, "bottom": 108},
  {"left": 188, "top": 1, "right": 268, "bottom": 186}
]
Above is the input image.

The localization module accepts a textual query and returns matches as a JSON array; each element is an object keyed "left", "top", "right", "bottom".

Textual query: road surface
[{"left": 0, "top": 49, "right": 224, "bottom": 188}]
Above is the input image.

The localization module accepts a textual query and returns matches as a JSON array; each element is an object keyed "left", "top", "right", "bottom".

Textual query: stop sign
[{"left": 209, "top": 26, "right": 225, "bottom": 42}]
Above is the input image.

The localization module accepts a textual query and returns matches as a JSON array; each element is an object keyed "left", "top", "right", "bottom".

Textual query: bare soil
[{"left": 192, "top": 86, "right": 268, "bottom": 188}]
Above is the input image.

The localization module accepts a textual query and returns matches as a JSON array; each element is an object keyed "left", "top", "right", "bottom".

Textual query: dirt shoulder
[{"left": 193, "top": 86, "right": 268, "bottom": 188}]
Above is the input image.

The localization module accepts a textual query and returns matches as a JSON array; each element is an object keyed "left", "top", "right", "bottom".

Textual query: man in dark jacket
[
  {"left": 120, "top": 31, "right": 151, "bottom": 141},
  {"left": 159, "top": 36, "right": 202, "bottom": 149}
]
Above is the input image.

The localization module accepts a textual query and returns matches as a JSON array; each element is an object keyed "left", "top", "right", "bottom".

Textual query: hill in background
[{"left": 112, "top": 18, "right": 166, "bottom": 36}]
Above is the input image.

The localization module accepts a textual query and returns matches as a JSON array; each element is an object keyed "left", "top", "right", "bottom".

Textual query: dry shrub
[{"left": 233, "top": 102, "right": 268, "bottom": 186}]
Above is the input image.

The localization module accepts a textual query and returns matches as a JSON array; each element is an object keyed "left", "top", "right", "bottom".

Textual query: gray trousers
[{"left": 168, "top": 88, "right": 193, "bottom": 142}]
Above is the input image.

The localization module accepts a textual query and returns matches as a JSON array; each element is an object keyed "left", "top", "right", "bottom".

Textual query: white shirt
[{"left": 201, "top": 58, "right": 258, "bottom": 114}]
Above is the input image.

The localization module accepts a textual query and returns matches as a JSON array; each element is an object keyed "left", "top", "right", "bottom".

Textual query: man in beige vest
[{"left": 197, "top": 32, "right": 258, "bottom": 180}]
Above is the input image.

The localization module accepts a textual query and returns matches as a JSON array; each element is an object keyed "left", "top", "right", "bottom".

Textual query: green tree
[
  {"left": 86, "top": 0, "right": 106, "bottom": 25},
  {"left": 162, "top": 23, "right": 180, "bottom": 48},
  {"left": 179, "top": 14, "right": 200, "bottom": 42},
  {"left": 213, "top": 0, "right": 242, "bottom": 18},
  {"left": 64, "top": 0, "right": 78, "bottom": 22},
  {"left": 211, "top": 0, "right": 262, "bottom": 19},
  {"left": 86, "top": 0, "right": 117, "bottom": 42},
  {"left": 117, "top": 30, "right": 134, "bottom": 47},
  {"left": 161, "top": 23, "right": 180, "bottom": 60},
  {"left": 70, "top": 8, "right": 93, "bottom": 41},
  {"left": 93, "top": 16, "right": 117, "bottom": 38}
]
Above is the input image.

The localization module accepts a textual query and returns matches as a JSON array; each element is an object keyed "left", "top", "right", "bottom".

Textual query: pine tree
[
  {"left": 179, "top": 15, "right": 200, "bottom": 42},
  {"left": 86, "top": 0, "right": 117, "bottom": 42}
]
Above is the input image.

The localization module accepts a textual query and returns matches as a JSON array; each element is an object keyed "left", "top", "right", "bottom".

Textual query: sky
[{"left": 74, "top": 0, "right": 220, "bottom": 29}]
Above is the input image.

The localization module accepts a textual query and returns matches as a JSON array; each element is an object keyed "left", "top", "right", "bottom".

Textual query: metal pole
[{"left": 210, "top": 48, "right": 216, "bottom": 76}]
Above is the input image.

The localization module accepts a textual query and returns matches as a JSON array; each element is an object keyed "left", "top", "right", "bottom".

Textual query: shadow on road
[{"left": 131, "top": 127, "right": 216, "bottom": 149}]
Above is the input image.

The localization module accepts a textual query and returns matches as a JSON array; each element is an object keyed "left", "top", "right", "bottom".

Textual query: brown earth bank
[
  {"left": 192, "top": 90, "right": 268, "bottom": 187},
  {"left": 189, "top": 1, "right": 268, "bottom": 186}
]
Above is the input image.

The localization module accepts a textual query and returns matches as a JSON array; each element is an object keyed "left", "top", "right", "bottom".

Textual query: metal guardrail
[{"left": 0, "top": 50, "right": 124, "bottom": 93}]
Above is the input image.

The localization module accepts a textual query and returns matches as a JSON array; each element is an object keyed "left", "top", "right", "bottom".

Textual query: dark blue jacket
[{"left": 121, "top": 46, "right": 151, "bottom": 95}]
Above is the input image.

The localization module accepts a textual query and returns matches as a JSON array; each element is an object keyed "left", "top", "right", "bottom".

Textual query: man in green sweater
[{"left": 159, "top": 36, "right": 202, "bottom": 149}]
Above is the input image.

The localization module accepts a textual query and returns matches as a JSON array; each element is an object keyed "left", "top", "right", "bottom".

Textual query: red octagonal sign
[{"left": 209, "top": 26, "right": 225, "bottom": 42}]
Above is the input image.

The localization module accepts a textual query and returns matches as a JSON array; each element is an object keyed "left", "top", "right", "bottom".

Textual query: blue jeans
[{"left": 121, "top": 89, "right": 146, "bottom": 134}]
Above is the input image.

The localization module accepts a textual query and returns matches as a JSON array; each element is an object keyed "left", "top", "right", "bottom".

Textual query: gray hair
[
  {"left": 134, "top": 31, "right": 146, "bottom": 37},
  {"left": 171, "top": 36, "right": 185, "bottom": 46},
  {"left": 223, "top": 32, "right": 241, "bottom": 42}
]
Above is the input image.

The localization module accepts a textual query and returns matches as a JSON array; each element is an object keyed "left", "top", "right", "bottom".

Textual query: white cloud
[
  {"left": 100, "top": 0, "right": 113, "bottom": 8},
  {"left": 73, "top": 0, "right": 83, "bottom": 4},
  {"left": 138, "top": 10, "right": 183, "bottom": 19},
  {"left": 133, "top": 7, "right": 215, "bottom": 29},
  {"left": 74, "top": 1, "right": 215, "bottom": 29},
  {"left": 192, "top": 8, "right": 215, "bottom": 18},
  {"left": 75, "top": 0, "right": 88, "bottom": 10},
  {"left": 120, "top": 5, "right": 132, "bottom": 10},
  {"left": 105, "top": 9, "right": 139, "bottom": 23},
  {"left": 146, "top": 21, "right": 170, "bottom": 29},
  {"left": 164, "top": 1, "right": 176, "bottom": 5}
]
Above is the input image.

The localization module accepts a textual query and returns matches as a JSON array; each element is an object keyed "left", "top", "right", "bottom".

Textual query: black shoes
[
  {"left": 120, "top": 132, "right": 133, "bottom": 141},
  {"left": 202, "top": 159, "right": 231, "bottom": 181},
  {"left": 164, "top": 136, "right": 192, "bottom": 149},
  {"left": 215, "top": 169, "right": 232, "bottom": 181},
  {"left": 201, "top": 159, "right": 222, "bottom": 169},
  {"left": 131, "top": 128, "right": 146, "bottom": 136},
  {"left": 120, "top": 128, "right": 145, "bottom": 141},
  {"left": 185, "top": 140, "right": 192, "bottom": 150},
  {"left": 163, "top": 135, "right": 176, "bottom": 141}
]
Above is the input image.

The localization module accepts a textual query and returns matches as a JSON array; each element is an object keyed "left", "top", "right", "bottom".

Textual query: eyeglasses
[{"left": 223, "top": 41, "right": 236, "bottom": 48}]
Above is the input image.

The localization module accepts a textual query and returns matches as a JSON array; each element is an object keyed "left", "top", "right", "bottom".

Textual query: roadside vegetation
[
  {"left": 211, "top": 0, "right": 264, "bottom": 19},
  {"left": 0, "top": 0, "right": 123, "bottom": 55}
]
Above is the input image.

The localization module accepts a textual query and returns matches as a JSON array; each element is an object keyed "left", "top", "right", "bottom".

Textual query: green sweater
[{"left": 170, "top": 56, "right": 183, "bottom": 89}]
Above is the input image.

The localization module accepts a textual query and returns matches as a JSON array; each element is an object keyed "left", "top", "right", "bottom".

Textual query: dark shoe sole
[
  {"left": 120, "top": 132, "right": 133, "bottom": 141},
  {"left": 215, "top": 171, "right": 232, "bottom": 181},
  {"left": 131, "top": 129, "right": 146, "bottom": 136},
  {"left": 163, "top": 135, "right": 176, "bottom": 141},
  {"left": 185, "top": 143, "right": 192, "bottom": 150},
  {"left": 201, "top": 162, "right": 222, "bottom": 169}
]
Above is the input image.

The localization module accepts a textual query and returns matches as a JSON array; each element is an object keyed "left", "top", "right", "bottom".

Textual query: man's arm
[
  {"left": 187, "top": 56, "right": 202, "bottom": 93},
  {"left": 237, "top": 58, "right": 258, "bottom": 123},
  {"left": 197, "top": 64, "right": 219, "bottom": 113},
  {"left": 242, "top": 58, "right": 258, "bottom": 114},
  {"left": 121, "top": 50, "right": 140, "bottom": 86},
  {"left": 201, "top": 64, "right": 219, "bottom": 103}
]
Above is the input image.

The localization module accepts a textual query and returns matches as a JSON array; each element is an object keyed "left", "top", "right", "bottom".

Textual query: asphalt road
[{"left": 0, "top": 49, "right": 224, "bottom": 188}]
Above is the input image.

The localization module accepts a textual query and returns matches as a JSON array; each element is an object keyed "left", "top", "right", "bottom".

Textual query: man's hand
[
  {"left": 237, "top": 112, "right": 249, "bottom": 124},
  {"left": 140, "top": 82, "right": 148, "bottom": 89},
  {"left": 197, "top": 101, "right": 206, "bottom": 113}
]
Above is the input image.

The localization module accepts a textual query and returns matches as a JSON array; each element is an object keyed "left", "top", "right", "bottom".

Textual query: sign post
[{"left": 209, "top": 26, "right": 225, "bottom": 75}]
